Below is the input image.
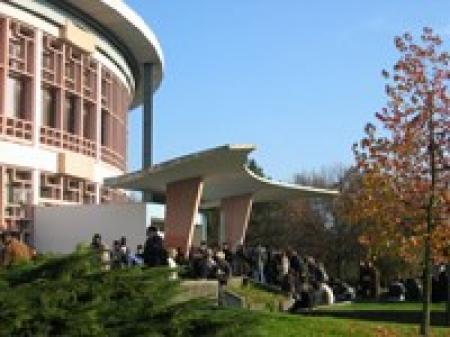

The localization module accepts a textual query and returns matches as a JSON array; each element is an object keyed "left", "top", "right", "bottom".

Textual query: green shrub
[{"left": 0, "top": 247, "right": 258, "bottom": 337}]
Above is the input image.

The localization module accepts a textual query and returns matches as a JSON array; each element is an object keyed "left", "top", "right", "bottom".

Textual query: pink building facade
[{"left": 0, "top": 0, "right": 163, "bottom": 241}]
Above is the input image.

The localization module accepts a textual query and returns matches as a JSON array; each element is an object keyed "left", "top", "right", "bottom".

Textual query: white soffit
[{"left": 105, "top": 145, "right": 339, "bottom": 207}]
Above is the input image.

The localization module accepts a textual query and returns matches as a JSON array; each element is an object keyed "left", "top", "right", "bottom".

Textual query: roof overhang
[
  {"left": 104, "top": 145, "right": 339, "bottom": 208},
  {"left": 58, "top": 0, "right": 164, "bottom": 108}
]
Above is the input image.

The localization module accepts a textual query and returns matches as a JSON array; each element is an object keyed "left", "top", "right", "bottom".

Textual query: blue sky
[{"left": 126, "top": 0, "right": 450, "bottom": 181}]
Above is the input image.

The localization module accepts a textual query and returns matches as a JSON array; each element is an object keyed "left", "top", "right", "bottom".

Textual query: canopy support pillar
[
  {"left": 164, "top": 177, "right": 203, "bottom": 256},
  {"left": 221, "top": 194, "right": 253, "bottom": 250}
]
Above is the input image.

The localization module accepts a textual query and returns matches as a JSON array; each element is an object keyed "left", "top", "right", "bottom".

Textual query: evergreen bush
[{"left": 0, "top": 247, "right": 258, "bottom": 337}]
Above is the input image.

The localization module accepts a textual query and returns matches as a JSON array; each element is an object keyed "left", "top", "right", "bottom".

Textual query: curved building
[{"left": 0, "top": 0, "right": 163, "bottom": 237}]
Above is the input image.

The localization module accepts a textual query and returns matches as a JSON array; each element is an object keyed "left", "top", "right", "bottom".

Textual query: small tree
[{"left": 352, "top": 28, "right": 449, "bottom": 336}]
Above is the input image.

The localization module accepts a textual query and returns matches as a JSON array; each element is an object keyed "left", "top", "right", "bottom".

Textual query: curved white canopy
[{"left": 104, "top": 144, "right": 338, "bottom": 208}]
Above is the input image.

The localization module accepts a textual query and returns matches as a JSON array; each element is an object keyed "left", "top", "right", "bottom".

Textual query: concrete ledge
[
  {"left": 220, "top": 289, "right": 245, "bottom": 308},
  {"left": 180, "top": 280, "right": 219, "bottom": 302}
]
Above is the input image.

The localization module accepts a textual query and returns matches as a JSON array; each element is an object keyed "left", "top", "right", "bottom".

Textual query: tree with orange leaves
[{"left": 350, "top": 28, "right": 449, "bottom": 336}]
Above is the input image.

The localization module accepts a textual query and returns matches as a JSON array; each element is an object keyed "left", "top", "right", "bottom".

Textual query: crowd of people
[
  {"left": 2, "top": 227, "right": 448, "bottom": 309},
  {"left": 89, "top": 228, "right": 350, "bottom": 308},
  {"left": 190, "top": 244, "right": 354, "bottom": 309}
]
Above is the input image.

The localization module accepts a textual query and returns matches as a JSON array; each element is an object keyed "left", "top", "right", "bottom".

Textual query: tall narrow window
[
  {"left": 42, "top": 87, "right": 56, "bottom": 128},
  {"left": 5, "top": 76, "right": 23, "bottom": 118},
  {"left": 64, "top": 95, "right": 76, "bottom": 134},
  {"left": 6, "top": 170, "right": 14, "bottom": 203},
  {"left": 101, "top": 110, "right": 108, "bottom": 146},
  {"left": 83, "top": 103, "right": 94, "bottom": 140}
]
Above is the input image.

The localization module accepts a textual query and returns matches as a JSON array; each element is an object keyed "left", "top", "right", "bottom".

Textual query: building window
[
  {"left": 5, "top": 76, "right": 24, "bottom": 119},
  {"left": 6, "top": 170, "right": 14, "bottom": 204},
  {"left": 101, "top": 110, "right": 108, "bottom": 146},
  {"left": 83, "top": 103, "right": 94, "bottom": 140},
  {"left": 42, "top": 87, "right": 56, "bottom": 128},
  {"left": 64, "top": 95, "right": 76, "bottom": 134}
]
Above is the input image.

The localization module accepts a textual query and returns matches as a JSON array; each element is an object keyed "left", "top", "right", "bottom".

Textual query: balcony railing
[
  {"left": 40, "top": 126, "right": 97, "bottom": 158},
  {"left": 101, "top": 145, "right": 125, "bottom": 171},
  {"left": 0, "top": 116, "right": 33, "bottom": 142}
]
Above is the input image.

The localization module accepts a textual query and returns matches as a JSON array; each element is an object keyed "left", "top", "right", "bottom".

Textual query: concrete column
[
  {"left": 31, "top": 169, "right": 39, "bottom": 206},
  {"left": 142, "top": 63, "right": 154, "bottom": 202},
  {"left": 221, "top": 194, "right": 253, "bottom": 250},
  {"left": 0, "top": 166, "right": 5, "bottom": 231},
  {"left": 95, "top": 183, "right": 101, "bottom": 204},
  {"left": 164, "top": 177, "right": 203, "bottom": 256},
  {"left": 33, "top": 29, "right": 43, "bottom": 147},
  {"left": 143, "top": 63, "right": 153, "bottom": 167},
  {"left": 96, "top": 63, "right": 102, "bottom": 161}
]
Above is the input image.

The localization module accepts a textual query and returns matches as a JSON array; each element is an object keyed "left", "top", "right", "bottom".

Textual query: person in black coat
[{"left": 143, "top": 226, "right": 167, "bottom": 267}]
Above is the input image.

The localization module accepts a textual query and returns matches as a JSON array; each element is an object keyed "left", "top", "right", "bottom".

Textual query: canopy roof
[{"left": 104, "top": 145, "right": 339, "bottom": 208}]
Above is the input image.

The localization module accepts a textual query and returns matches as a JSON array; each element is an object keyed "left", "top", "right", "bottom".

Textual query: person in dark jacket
[
  {"left": 221, "top": 242, "right": 233, "bottom": 267},
  {"left": 143, "top": 226, "right": 166, "bottom": 267}
]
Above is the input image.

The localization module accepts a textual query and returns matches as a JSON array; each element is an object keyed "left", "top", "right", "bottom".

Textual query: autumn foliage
[{"left": 346, "top": 28, "right": 449, "bottom": 265}]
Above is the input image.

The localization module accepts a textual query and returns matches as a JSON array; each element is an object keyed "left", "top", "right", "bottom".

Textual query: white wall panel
[
  {"left": 35, "top": 203, "right": 147, "bottom": 254},
  {"left": 0, "top": 141, "right": 58, "bottom": 172}
]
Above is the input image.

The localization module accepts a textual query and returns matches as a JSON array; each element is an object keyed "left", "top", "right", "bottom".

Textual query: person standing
[
  {"left": 221, "top": 242, "right": 233, "bottom": 268},
  {"left": 111, "top": 240, "right": 123, "bottom": 269},
  {"left": 119, "top": 236, "right": 130, "bottom": 267},
  {"left": 143, "top": 226, "right": 166, "bottom": 267},
  {"left": 90, "top": 233, "right": 110, "bottom": 271}
]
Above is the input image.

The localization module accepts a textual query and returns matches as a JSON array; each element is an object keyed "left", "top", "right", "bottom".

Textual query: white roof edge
[
  {"left": 243, "top": 165, "right": 339, "bottom": 197},
  {"left": 105, "top": 144, "right": 340, "bottom": 201},
  {"left": 60, "top": 0, "right": 164, "bottom": 108},
  {"left": 104, "top": 144, "right": 256, "bottom": 186},
  {"left": 100, "top": 0, "right": 165, "bottom": 69}
]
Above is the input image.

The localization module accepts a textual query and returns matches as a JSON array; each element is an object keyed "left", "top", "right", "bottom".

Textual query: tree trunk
[
  {"left": 420, "top": 234, "right": 432, "bottom": 336},
  {"left": 447, "top": 262, "right": 450, "bottom": 326},
  {"left": 421, "top": 96, "right": 435, "bottom": 337}
]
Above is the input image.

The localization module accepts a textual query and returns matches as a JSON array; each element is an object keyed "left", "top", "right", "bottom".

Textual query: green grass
[
  {"left": 213, "top": 309, "right": 450, "bottom": 337},
  {"left": 319, "top": 302, "right": 446, "bottom": 312},
  {"left": 222, "top": 283, "right": 449, "bottom": 336},
  {"left": 226, "top": 282, "right": 287, "bottom": 311}
]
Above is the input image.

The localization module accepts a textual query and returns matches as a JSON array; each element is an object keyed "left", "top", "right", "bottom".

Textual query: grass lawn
[
  {"left": 222, "top": 282, "right": 449, "bottom": 336},
  {"left": 213, "top": 309, "right": 450, "bottom": 337},
  {"left": 226, "top": 281, "right": 286, "bottom": 311},
  {"left": 319, "top": 301, "right": 446, "bottom": 312}
]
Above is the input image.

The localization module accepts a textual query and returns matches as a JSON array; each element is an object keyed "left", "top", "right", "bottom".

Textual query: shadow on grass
[{"left": 301, "top": 310, "right": 448, "bottom": 327}]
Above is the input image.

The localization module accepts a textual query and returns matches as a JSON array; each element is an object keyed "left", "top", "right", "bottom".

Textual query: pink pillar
[
  {"left": 164, "top": 177, "right": 203, "bottom": 256},
  {"left": 221, "top": 194, "right": 253, "bottom": 250},
  {"left": 0, "top": 166, "right": 5, "bottom": 231}
]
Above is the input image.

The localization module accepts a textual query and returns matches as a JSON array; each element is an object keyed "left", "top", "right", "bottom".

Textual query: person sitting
[
  {"left": 136, "top": 244, "right": 144, "bottom": 260},
  {"left": 167, "top": 248, "right": 178, "bottom": 280},
  {"left": 2, "top": 232, "right": 35, "bottom": 266},
  {"left": 405, "top": 278, "right": 422, "bottom": 301},
  {"left": 331, "top": 279, "right": 356, "bottom": 302},
  {"left": 214, "top": 251, "right": 231, "bottom": 286},
  {"left": 127, "top": 245, "right": 144, "bottom": 267},
  {"left": 175, "top": 247, "right": 186, "bottom": 266},
  {"left": 313, "top": 281, "right": 335, "bottom": 306},
  {"left": 205, "top": 249, "right": 217, "bottom": 278},
  {"left": 387, "top": 277, "right": 406, "bottom": 302},
  {"left": 290, "top": 283, "right": 314, "bottom": 311}
]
